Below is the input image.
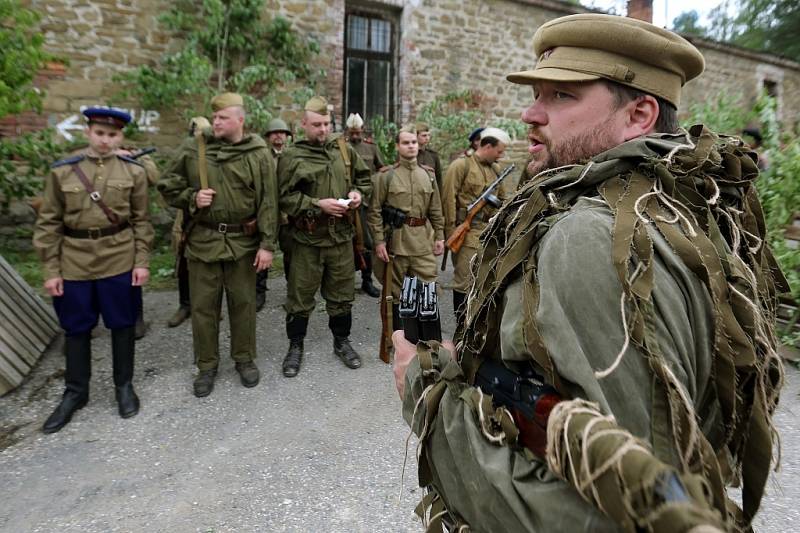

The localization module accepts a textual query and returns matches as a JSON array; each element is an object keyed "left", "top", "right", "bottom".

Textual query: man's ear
[{"left": 622, "top": 95, "right": 659, "bottom": 140}]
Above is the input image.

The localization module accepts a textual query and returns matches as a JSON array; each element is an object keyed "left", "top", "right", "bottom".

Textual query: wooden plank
[
  {"left": 0, "top": 264, "right": 59, "bottom": 338},
  {"left": 0, "top": 290, "right": 49, "bottom": 359},
  {"left": 0, "top": 255, "right": 59, "bottom": 331}
]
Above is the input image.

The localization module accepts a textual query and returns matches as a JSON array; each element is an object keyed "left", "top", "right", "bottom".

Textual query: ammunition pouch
[
  {"left": 399, "top": 276, "right": 441, "bottom": 343},
  {"left": 381, "top": 205, "right": 407, "bottom": 229}
]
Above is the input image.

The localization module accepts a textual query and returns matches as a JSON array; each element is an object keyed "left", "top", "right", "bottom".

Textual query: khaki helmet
[{"left": 265, "top": 118, "right": 291, "bottom": 136}]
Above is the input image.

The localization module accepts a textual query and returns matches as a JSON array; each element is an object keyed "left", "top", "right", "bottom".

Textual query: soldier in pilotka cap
[
  {"left": 415, "top": 122, "right": 443, "bottom": 192},
  {"left": 278, "top": 96, "right": 372, "bottom": 377},
  {"left": 393, "top": 14, "right": 786, "bottom": 532},
  {"left": 34, "top": 106, "right": 154, "bottom": 433},
  {"left": 158, "top": 92, "right": 278, "bottom": 398}
]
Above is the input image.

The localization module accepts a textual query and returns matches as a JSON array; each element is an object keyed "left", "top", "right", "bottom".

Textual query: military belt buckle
[
  {"left": 90, "top": 191, "right": 101, "bottom": 202},
  {"left": 88, "top": 227, "right": 101, "bottom": 239},
  {"left": 217, "top": 223, "right": 228, "bottom": 233}
]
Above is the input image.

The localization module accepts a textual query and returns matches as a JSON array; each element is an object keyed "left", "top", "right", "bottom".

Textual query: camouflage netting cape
[{"left": 412, "top": 126, "right": 787, "bottom": 532}]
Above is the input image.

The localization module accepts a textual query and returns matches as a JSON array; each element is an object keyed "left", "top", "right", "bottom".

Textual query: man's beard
[{"left": 528, "top": 123, "right": 619, "bottom": 175}]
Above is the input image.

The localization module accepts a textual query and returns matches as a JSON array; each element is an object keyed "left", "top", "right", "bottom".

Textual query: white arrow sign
[{"left": 56, "top": 114, "right": 83, "bottom": 141}]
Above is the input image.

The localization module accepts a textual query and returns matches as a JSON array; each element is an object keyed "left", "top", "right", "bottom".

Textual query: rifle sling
[{"left": 70, "top": 163, "right": 121, "bottom": 225}]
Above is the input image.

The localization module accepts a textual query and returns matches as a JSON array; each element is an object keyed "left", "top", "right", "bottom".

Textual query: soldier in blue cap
[{"left": 33, "top": 106, "right": 154, "bottom": 433}]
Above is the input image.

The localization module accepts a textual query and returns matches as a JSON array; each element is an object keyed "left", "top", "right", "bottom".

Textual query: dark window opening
[
  {"left": 763, "top": 79, "right": 778, "bottom": 98},
  {"left": 344, "top": 11, "right": 396, "bottom": 126}
]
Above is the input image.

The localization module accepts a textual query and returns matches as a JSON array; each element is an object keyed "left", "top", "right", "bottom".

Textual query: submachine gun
[{"left": 445, "top": 163, "right": 515, "bottom": 254}]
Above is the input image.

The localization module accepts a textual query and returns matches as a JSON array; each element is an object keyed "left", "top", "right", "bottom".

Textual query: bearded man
[{"left": 392, "top": 14, "right": 786, "bottom": 533}]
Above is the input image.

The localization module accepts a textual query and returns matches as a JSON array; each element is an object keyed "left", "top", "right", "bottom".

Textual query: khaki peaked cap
[
  {"left": 210, "top": 92, "right": 244, "bottom": 111},
  {"left": 506, "top": 14, "right": 705, "bottom": 107}
]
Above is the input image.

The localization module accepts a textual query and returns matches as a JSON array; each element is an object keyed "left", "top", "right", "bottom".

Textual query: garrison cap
[
  {"left": 82, "top": 107, "right": 131, "bottom": 129},
  {"left": 398, "top": 124, "right": 417, "bottom": 136},
  {"left": 506, "top": 14, "right": 705, "bottom": 107},
  {"left": 210, "top": 92, "right": 244, "bottom": 112},
  {"left": 304, "top": 96, "right": 330, "bottom": 115},
  {"left": 415, "top": 122, "right": 430, "bottom": 133},
  {"left": 265, "top": 118, "right": 291, "bottom": 135}
]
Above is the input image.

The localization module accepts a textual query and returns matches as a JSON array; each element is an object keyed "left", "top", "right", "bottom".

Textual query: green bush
[{"left": 416, "top": 90, "right": 526, "bottom": 161}]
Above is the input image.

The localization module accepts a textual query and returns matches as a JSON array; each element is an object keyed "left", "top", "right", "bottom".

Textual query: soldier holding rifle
[
  {"left": 392, "top": 14, "right": 786, "bottom": 533},
  {"left": 367, "top": 125, "right": 445, "bottom": 363},
  {"left": 441, "top": 127, "right": 512, "bottom": 322},
  {"left": 158, "top": 93, "right": 278, "bottom": 398}
]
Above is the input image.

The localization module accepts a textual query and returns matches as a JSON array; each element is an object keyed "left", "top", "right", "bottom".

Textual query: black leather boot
[
  {"left": 360, "top": 252, "right": 380, "bottom": 297},
  {"left": 283, "top": 315, "right": 308, "bottom": 377},
  {"left": 43, "top": 333, "right": 91, "bottom": 434},
  {"left": 283, "top": 339, "right": 304, "bottom": 378},
  {"left": 112, "top": 326, "right": 139, "bottom": 418},
  {"left": 330, "top": 314, "right": 361, "bottom": 369}
]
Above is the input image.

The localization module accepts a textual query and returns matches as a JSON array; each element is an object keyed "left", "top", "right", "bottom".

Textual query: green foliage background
[{"left": 114, "top": 0, "right": 321, "bottom": 133}]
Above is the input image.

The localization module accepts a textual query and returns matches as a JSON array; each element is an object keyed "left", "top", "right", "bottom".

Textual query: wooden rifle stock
[
  {"left": 445, "top": 198, "right": 487, "bottom": 253},
  {"left": 378, "top": 240, "right": 393, "bottom": 363}
]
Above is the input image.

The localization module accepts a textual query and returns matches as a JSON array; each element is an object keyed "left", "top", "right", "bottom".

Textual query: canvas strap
[{"left": 70, "top": 163, "right": 120, "bottom": 225}]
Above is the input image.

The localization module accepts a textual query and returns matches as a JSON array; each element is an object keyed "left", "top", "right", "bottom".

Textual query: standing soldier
[
  {"left": 345, "top": 112, "right": 384, "bottom": 298},
  {"left": 441, "top": 127, "right": 512, "bottom": 321},
  {"left": 367, "top": 125, "right": 445, "bottom": 334},
  {"left": 278, "top": 96, "right": 372, "bottom": 377},
  {"left": 34, "top": 107, "right": 154, "bottom": 433},
  {"left": 158, "top": 93, "right": 278, "bottom": 398},
  {"left": 255, "top": 118, "right": 293, "bottom": 307},
  {"left": 416, "top": 123, "right": 443, "bottom": 192}
]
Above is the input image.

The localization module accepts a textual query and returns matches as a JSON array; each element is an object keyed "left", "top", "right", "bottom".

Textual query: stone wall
[
  {"left": 4, "top": 0, "right": 800, "bottom": 253},
  {"left": 18, "top": 0, "right": 800, "bottom": 148}
]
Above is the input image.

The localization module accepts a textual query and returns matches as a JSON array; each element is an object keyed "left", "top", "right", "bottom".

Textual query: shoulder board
[
  {"left": 51, "top": 155, "right": 85, "bottom": 168},
  {"left": 419, "top": 163, "right": 435, "bottom": 173},
  {"left": 392, "top": 162, "right": 401, "bottom": 169},
  {"left": 116, "top": 154, "right": 144, "bottom": 167}
]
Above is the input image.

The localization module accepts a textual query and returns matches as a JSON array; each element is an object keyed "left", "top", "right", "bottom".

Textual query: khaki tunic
[
  {"left": 33, "top": 150, "right": 153, "bottom": 281},
  {"left": 368, "top": 158, "right": 445, "bottom": 298}
]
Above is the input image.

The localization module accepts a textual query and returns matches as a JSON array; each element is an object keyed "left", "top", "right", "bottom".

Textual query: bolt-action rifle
[
  {"left": 378, "top": 206, "right": 407, "bottom": 363},
  {"left": 445, "top": 164, "right": 515, "bottom": 253}
]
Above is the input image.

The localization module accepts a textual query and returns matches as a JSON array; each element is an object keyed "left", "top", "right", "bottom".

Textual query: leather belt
[
  {"left": 196, "top": 220, "right": 246, "bottom": 233},
  {"left": 404, "top": 216, "right": 428, "bottom": 227},
  {"left": 64, "top": 221, "right": 130, "bottom": 239}
]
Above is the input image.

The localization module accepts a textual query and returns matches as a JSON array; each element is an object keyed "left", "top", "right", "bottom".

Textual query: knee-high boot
[
  {"left": 42, "top": 333, "right": 91, "bottom": 433},
  {"left": 112, "top": 326, "right": 140, "bottom": 418}
]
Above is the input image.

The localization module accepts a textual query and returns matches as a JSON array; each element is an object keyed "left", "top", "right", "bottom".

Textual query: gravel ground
[{"left": 1, "top": 269, "right": 798, "bottom": 532}]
